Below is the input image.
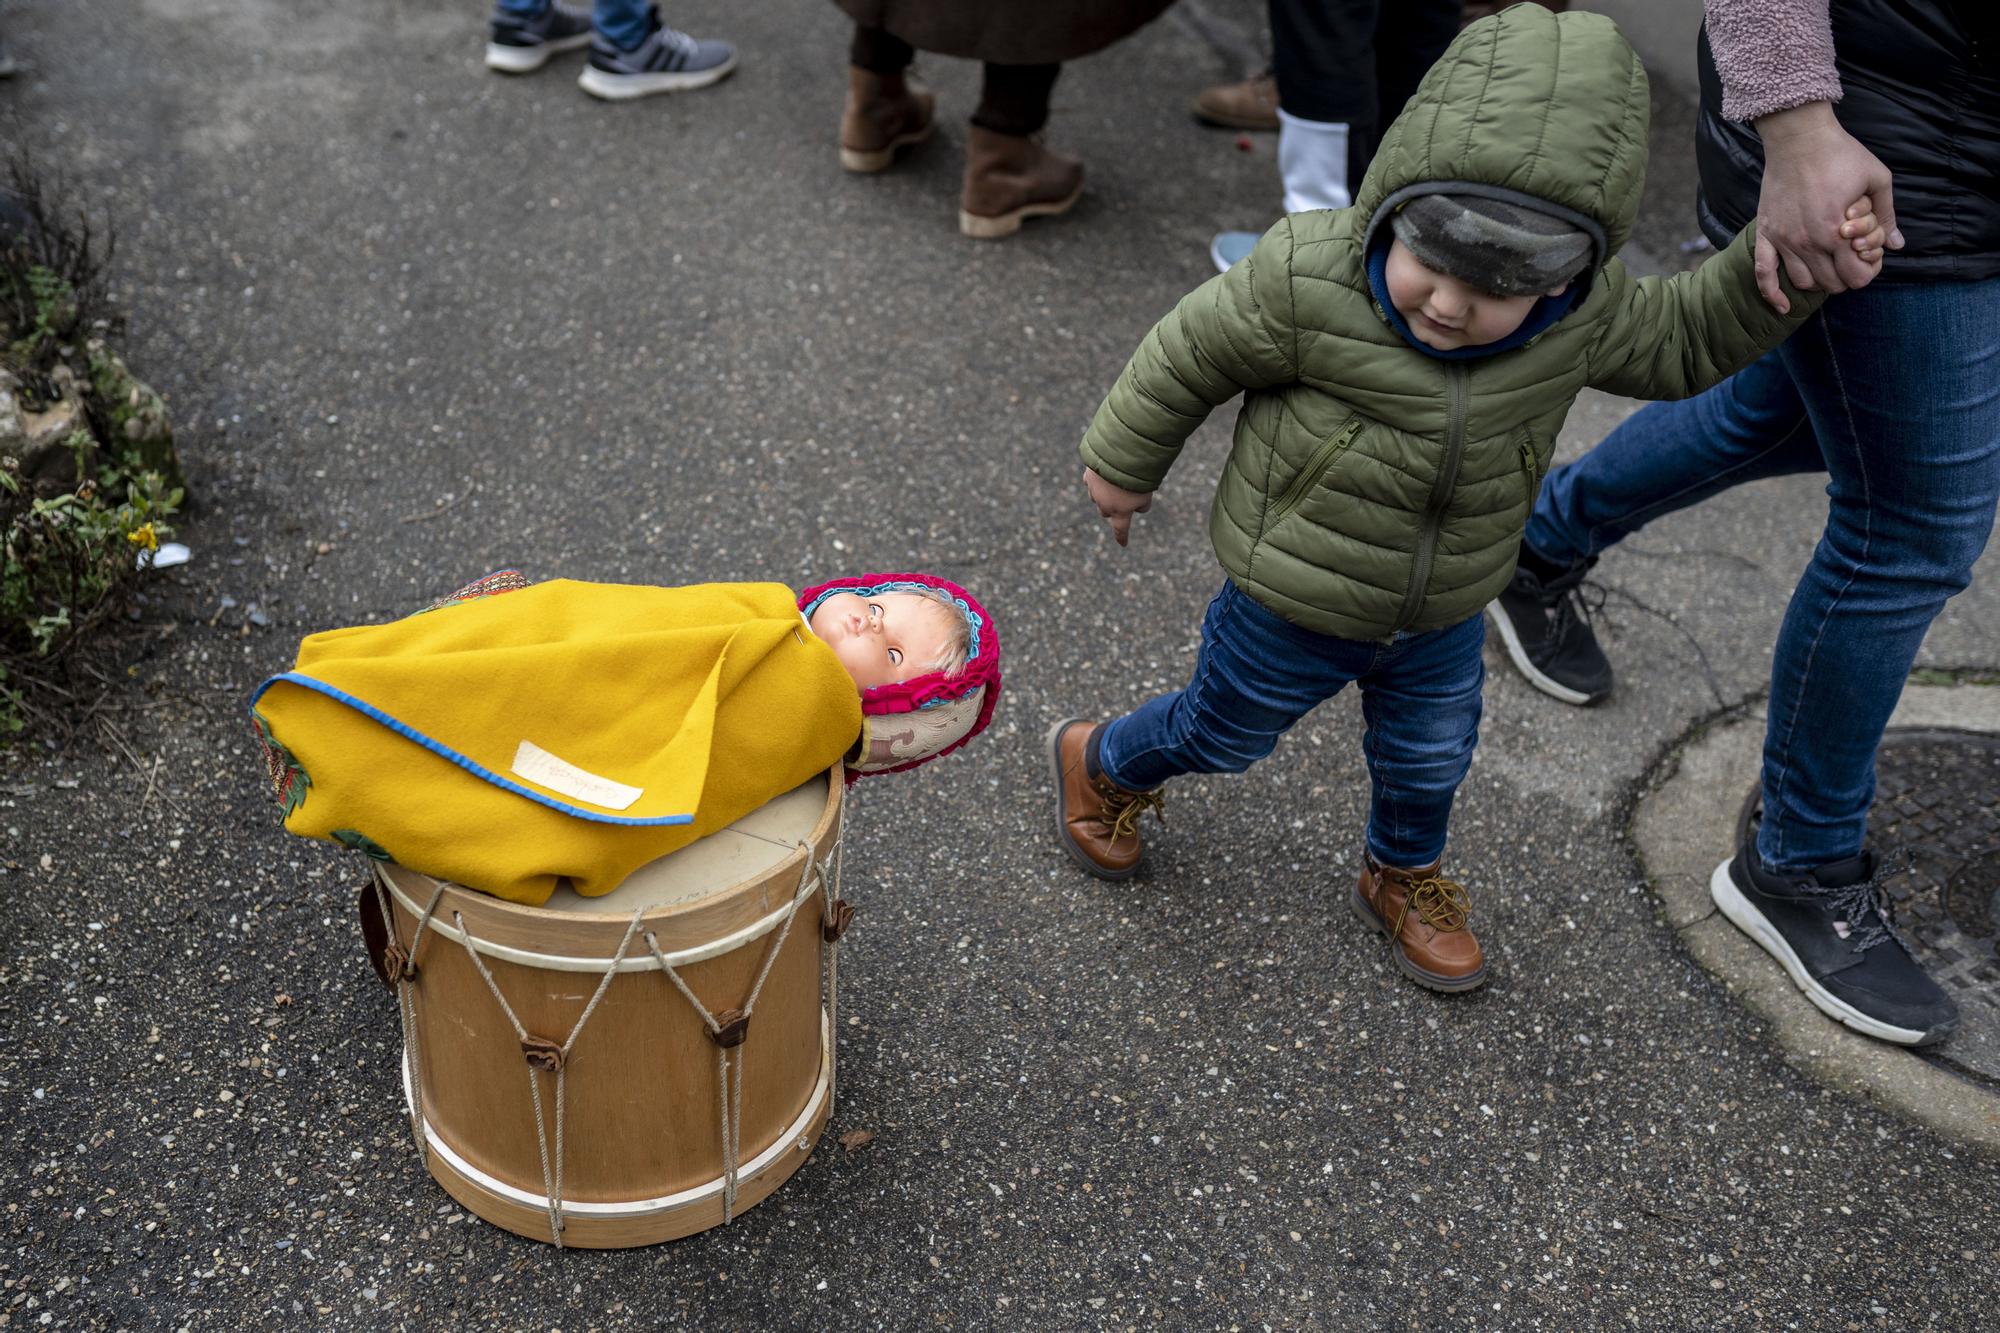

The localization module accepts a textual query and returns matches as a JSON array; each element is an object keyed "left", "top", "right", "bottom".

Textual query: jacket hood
[{"left": 1356, "top": 6, "right": 1650, "bottom": 299}]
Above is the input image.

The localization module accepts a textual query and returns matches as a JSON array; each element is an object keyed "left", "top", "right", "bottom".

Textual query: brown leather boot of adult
[
  {"left": 1047, "top": 718, "right": 1163, "bottom": 880},
  {"left": 840, "top": 66, "right": 936, "bottom": 173},
  {"left": 1190, "top": 71, "right": 1279, "bottom": 131},
  {"left": 959, "top": 125, "right": 1085, "bottom": 239},
  {"left": 1351, "top": 854, "right": 1488, "bottom": 992}
]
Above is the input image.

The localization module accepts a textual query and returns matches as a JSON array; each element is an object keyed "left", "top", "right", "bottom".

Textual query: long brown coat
[{"left": 835, "top": 0, "right": 1176, "bottom": 66}]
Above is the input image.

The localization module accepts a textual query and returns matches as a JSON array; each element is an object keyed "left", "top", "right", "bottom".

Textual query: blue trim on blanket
[{"left": 248, "top": 673, "right": 694, "bottom": 826}]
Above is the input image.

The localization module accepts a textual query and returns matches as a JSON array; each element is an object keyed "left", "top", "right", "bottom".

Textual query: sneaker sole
[
  {"left": 1485, "top": 604, "right": 1606, "bottom": 707},
  {"left": 485, "top": 35, "right": 591, "bottom": 74},
  {"left": 1347, "top": 881, "right": 1488, "bottom": 993},
  {"left": 577, "top": 54, "right": 739, "bottom": 100},
  {"left": 1708, "top": 857, "right": 1944, "bottom": 1046},
  {"left": 960, "top": 182, "right": 1083, "bottom": 240},
  {"left": 1046, "top": 719, "right": 1141, "bottom": 882}
]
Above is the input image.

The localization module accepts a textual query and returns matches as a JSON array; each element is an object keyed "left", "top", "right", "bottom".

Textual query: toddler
[
  {"left": 253, "top": 571, "right": 999, "bottom": 905},
  {"left": 1049, "top": 7, "right": 1885, "bottom": 992}
]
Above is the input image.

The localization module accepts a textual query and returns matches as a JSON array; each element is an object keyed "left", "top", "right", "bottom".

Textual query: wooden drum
[{"left": 362, "top": 771, "right": 851, "bottom": 1248}]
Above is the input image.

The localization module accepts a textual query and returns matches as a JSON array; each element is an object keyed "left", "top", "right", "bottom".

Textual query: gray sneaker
[
  {"left": 576, "top": 16, "right": 737, "bottom": 101},
  {"left": 484, "top": 1, "right": 592, "bottom": 74}
]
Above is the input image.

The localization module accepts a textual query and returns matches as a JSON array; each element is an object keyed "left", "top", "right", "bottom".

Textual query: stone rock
[
  {"left": 0, "top": 382, "right": 23, "bottom": 454},
  {"left": 86, "top": 340, "right": 181, "bottom": 491},
  {"left": 22, "top": 395, "right": 83, "bottom": 451},
  {"left": 10, "top": 362, "right": 90, "bottom": 488}
]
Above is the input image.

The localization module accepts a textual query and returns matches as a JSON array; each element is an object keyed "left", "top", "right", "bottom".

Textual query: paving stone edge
[{"left": 1630, "top": 682, "right": 2000, "bottom": 1157}]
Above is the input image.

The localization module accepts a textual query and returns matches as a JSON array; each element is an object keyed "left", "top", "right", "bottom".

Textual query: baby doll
[{"left": 250, "top": 570, "right": 999, "bottom": 906}]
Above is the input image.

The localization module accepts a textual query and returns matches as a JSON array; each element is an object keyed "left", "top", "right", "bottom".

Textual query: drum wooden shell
[{"left": 374, "top": 772, "right": 842, "bottom": 1247}]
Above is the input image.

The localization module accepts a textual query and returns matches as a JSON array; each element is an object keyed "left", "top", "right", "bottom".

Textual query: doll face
[
  {"left": 809, "top": 591, "right": 957, "bottom": 692},
  {"left": 1383, "top": 238, "right": 1566, "bottom": 351}
]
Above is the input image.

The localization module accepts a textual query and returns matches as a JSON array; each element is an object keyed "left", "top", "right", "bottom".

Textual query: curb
[{"left": 1631, "top": 681, "right": 2000, "bottom": 1157}]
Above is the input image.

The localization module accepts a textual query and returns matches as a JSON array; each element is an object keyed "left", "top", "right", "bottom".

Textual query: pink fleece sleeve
[{"left": 1704, "top": 0, "right": 1843, "bottom": 123}]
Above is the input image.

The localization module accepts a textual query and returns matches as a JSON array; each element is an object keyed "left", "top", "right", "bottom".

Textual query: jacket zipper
[
  {"left": 1267, "top": 419, "right": 1363, "bottom": 530},
  {"left": 1520, "top": 437, "right": 1539, "bottom": 509},
  {"left": 1392, "top": 362, "right": 1471, "bottom": 632}
]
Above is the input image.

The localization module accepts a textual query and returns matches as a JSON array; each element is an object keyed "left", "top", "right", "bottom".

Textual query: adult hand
[
  {"left": 1751, "top": 101, "right": 1903, "bottom": 314},
  {"left": 1083, "top": 466, "right": 1153, "bottom": 547}
]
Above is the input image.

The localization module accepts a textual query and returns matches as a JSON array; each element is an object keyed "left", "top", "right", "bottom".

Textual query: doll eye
[
  {"left": 868, "top": 602, "right": 884, "bottom": 619},
  {"left": 887, "top": 647, "right": 902, "bottom": 666}
]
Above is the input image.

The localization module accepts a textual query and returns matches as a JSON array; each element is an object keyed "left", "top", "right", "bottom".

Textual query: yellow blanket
[{"left": 251, "top": 579, "right": 862, "bottom": 905}]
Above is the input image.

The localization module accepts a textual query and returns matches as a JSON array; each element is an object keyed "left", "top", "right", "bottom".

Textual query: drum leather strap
[
  {"left": 821, "top": 898, "right": 855, "bottom": 943},
  {"left": 367, "top": 870, "right": 448, "bottom": 1164},
  {"left": 820, "top": 799, "right": 849, "bottom": 1111},
  {"left": 451, "top": 902, "right": 650, "bottom": 1248}
]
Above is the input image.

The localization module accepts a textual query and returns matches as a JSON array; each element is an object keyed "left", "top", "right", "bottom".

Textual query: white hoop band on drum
[
  {"left": 376, "top": 859, "right": 824, "bottom": 972},
  {"left": 399, "top": 1012, "right": 832, "bottom": 1219}
]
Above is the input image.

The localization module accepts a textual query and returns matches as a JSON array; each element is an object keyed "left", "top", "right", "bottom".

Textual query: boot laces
[
  {"left": 1099, "top": 784, "right": 1165, "bottom": 841},
  {"left": 1391, "top": 874, "right": 1472, "bottom": 936}
]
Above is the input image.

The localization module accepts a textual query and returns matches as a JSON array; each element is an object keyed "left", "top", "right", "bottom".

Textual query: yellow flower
[{"left": 128, "top": 522, "right": 159, "bottom": 551}]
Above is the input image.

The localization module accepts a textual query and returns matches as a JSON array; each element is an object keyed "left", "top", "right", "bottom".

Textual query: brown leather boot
[
  {"left": 840, "top": 66, "right": 936, "bottom": 173},
  {"left": 1047, "top": 718, "right": 1163, "bottom": 880},
  {"left": 1351, "top": 854, "right": 1488, "bottom": 992},
  {"left": 959, "top": 125, "right": 1084, "bottom": 239},
  {"left": 1190, "top": 71, "right": 1279, "bottom": 131}
]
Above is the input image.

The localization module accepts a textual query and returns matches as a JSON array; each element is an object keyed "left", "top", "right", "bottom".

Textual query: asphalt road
[{"left": 4, "top": 1, "right": 1999, "bottom": 1329}]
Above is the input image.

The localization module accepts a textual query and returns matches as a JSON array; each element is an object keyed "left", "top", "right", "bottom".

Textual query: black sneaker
[
  {"left": 485, "top": 1, "right": 593, "bottom": 74},
  {"left": 1709, "top": 817, "right": 1958, "bottom": 1046},
  {"left": 576, "top": 13, "right": 737, "bottom": 101},
  {"left": 1487, "top": 551, "right": 1612, "bottom": 706}
]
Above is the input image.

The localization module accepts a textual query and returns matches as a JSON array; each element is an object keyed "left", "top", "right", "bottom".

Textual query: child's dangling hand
[
  {"left": 1083, "top": 467, "right": 1154, "bottom": 547},
  {"left": 1838, "top": 193, "right": 1895, "bottom": 275}
]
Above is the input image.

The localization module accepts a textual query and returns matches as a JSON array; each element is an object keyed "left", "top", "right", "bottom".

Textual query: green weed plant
[{"left": 2, "top": 163, "right": 182, "bottom": 739}]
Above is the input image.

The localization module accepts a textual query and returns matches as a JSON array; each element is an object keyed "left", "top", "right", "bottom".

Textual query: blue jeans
[
  {"left": 1097, "top": 582, "right": 1485, "bottom": 868},
  {"left": 498, "top": 0, "right": 651, "bottom": 49},
  {"left": 1526, "top": 277, "right": 2000, "bottom": 873}
]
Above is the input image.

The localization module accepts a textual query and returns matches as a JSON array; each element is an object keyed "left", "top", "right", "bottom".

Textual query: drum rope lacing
[
  {"left": 452, "top": 903, "right": 648, "bottom": 1247},
  {"left": 381, "top": 796, "right": 850, "bottom": 1245},
  {"left": 644, "top": 835, "right": 833, "bottom": 1225}
]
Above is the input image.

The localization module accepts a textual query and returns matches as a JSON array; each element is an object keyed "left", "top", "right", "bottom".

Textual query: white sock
[{"left": 1277, "top": 110, "right": 1351, "bottom": 215}]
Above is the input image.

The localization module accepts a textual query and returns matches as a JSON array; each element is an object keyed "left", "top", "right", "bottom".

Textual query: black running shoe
[
  {"left": 1709, "top": 814, "right": 1958, "bottom": 1046},
  {"left": 1488, "top": 552, "right": 1612, "bottom": 705},
  {"left": 485, "top": 1, "right": 592, "bottom": 73}
]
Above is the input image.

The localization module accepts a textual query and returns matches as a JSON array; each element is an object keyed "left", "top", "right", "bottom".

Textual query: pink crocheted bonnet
[{"left": 798, "top": 573, "right": 1001, "bottom": 780}]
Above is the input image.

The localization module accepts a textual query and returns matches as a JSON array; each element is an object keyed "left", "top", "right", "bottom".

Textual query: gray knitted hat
[{"left": 1390, "top": 193, "right": 1593, "bottom": 297}]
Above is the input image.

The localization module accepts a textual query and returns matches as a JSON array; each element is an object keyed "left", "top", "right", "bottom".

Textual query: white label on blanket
[{"left": 510, "top": 740, "right": 643, "bottom": 811}]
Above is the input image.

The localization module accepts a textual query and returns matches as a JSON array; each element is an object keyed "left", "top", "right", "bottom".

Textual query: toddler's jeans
[{"left": 1096, "top": 582, "right": 1484, "bottom": 869}]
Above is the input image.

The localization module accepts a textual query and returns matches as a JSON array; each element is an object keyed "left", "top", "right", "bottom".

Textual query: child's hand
[
  {"left": 1838, "top": 194, "right": 1893, "bottom": 270},
  {"left": 1083, "top": 467, "right": 1153, "bottom": 547}
]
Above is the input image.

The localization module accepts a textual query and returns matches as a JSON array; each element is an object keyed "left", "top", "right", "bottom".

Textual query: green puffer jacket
[{"left": 1079, "top": 6, "right": 1821, "bottom": 641}]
